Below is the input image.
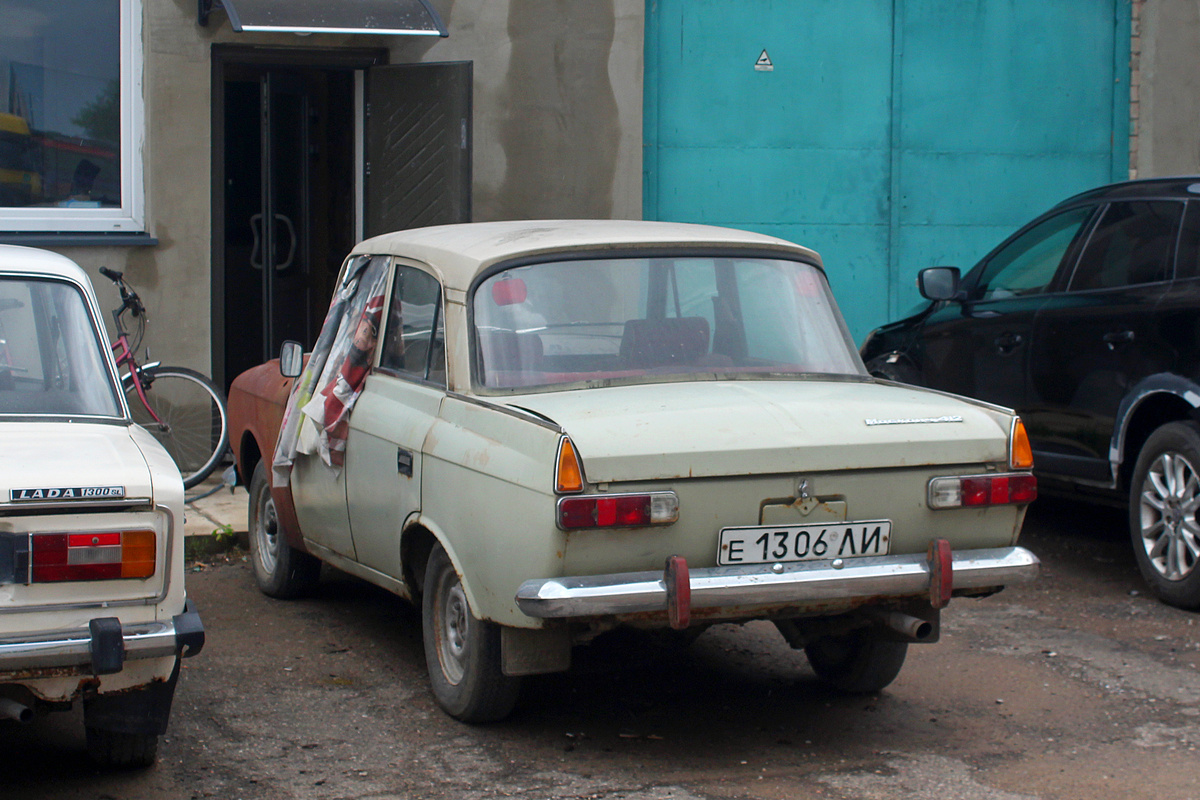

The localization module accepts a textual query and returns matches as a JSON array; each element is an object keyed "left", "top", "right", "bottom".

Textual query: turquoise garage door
[{"left": 644, "top": 0, "right": 1131, "bottom": 340}]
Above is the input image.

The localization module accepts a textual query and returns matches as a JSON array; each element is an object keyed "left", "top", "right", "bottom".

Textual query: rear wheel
[
  {"left": 124, "top": 366, "right": 229, "bottom": 489},
  {"left": 248, "top": 460, "right": 321, "bottom": 599},
  {"left": 86, "top": 727, "right": 158, "bottom": 769},
  {"left": 804, "top": 628, "right": 908, "bottom": 693},
  {"left": 1129, "top": 422, "right": 1200, "bottom": 609},
  {"left": 422, "top": 544, "right": 520, "bottom": 722}
]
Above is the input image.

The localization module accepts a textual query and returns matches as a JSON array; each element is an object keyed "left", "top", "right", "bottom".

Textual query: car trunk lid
[{"left": 506, "top": 380, "right": 1010, "bottom": 483}]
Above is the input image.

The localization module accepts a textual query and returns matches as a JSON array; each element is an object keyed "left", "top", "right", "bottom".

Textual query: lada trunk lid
[{"left": 0, "top": 422, "right": 167, "bottom": 616}]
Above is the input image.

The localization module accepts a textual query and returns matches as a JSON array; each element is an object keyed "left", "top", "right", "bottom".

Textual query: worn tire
[
  {"left": 804, "top": 628, "right": 909, "bottom": 693},
  {"left": 422, "top": 544, "right": 520, "bottom": 722},
  {"left": 1129, "top": 421, "right": 1200, "bottom": 609},
  {"left": 248, "top": 460, "right": 321, "bottom": 599},
  {"left": 86, "top": 727, "right": 158, "bottom": 769},
  {"left": 865, "top": 355, "right": 922, "bottom": 386}
]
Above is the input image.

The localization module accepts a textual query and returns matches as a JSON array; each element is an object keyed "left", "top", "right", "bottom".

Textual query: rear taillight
[
  {"left": 1010, "top": 417, "right": 1034, "bottom": 469},
  {"left": 928, "top": 473, "right": 1037, "bottom": 509},
  {"left": 557, "top": 492, "right": 679, "bottom": 530},
  {"left": 29, "top": 530, "right": 156, "bottom": 583},
  {"left": 555, "top": 436, "right": 584, "bottom": 494}
]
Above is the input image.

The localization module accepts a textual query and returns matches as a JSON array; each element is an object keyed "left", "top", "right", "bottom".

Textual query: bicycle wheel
[{"left": 124, "top": 366, "right": 229, "bottom": 489}]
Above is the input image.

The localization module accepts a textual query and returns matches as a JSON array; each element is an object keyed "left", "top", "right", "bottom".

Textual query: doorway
[{"left": 212, "top": 50, "right": 472, "bottom": 390}]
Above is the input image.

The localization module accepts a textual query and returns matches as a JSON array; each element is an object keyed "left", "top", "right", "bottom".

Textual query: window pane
[
  {"left": 973, "top": 206, "right": 1093, "bottom": 300},
  {"left": 0, "top": 0, "right": 121, "bottom": 209},
  {"left": 472, "top": 257, "right": 863, "bottom": 390},
  {"left": 1068, "top": 201, "right": 1183, "bottom": 291},
  {"left": 380, "top": 267, "right": 442, "bottom": 382},
  {"left": 0, "top": 277, "right": 121, "bottom": 416}
]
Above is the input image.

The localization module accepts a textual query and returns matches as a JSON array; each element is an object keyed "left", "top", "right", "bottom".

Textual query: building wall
[
  {"left": 1135, "top": 0, "right": 1200, "bottom": 177},
  {"left": 49, "top": 0, "right": 643, "bottom": 375}
]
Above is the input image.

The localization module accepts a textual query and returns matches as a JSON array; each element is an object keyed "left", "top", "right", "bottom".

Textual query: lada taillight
[
  {"left": 557, "top": 492, "right": 680, "bottom": 530},
  {"left": 29, "top": 530, "right": 156, "bottom": 583},
  {"left": 927, "top": 474, "right": 1037, "bottom": 509}
]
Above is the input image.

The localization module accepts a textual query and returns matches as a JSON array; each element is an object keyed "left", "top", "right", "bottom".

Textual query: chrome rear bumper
[
  {"left": 0, "top": 601, "right": 204, "bottom": 675},
  {"left": 515, "top": 546, "right": 1039, "bottom": 619}
]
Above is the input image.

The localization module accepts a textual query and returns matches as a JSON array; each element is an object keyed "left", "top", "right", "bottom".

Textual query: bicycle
[{"left": 99, "top": 266, "right": 229, "bottom": 490}]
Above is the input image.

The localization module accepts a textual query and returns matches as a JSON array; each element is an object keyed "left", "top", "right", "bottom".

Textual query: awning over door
[{"left": 199, "top": 0, "right": 448, "bottom": 36}]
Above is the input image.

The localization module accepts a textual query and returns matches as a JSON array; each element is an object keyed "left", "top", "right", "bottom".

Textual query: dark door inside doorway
[
  {"left": 222, "top": 66, "right": 357, "bottom": 388},
  {"left": 217, "top": 58, "right": 471, "bottom": 390}
]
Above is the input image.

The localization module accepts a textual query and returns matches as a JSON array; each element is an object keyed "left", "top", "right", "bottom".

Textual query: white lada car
[
  {"left": 0, "top": 246, "right": 203, "bottom": 766},
  {"left": 228, "top": 220, "right": 1038, "bottom": 723}
]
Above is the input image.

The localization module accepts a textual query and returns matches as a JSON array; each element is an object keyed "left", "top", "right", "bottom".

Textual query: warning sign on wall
[{"left": 755, "top": 50, "right": 773, "bottom": 72}]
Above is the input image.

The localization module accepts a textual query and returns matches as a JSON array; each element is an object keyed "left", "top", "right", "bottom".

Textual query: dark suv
[{"left": 861, "top": 177, "right": 1200, "bottom": 608}]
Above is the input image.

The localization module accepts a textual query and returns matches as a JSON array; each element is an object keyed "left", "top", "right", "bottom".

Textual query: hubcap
[
  {"left": 437, "top": 574, "right": 470, "bottom": 685},
  {"left": 1138, "top": 451, "right": 1200, "bottom": 582},
  {"left": 254, "top": 489, "right": 280, "bottom": 575}
]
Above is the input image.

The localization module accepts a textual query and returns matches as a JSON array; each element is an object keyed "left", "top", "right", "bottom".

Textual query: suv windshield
[
  {"left": 473, "top": 256, "right": 864, "bottom": 390},
  {"left": 0, "top": 277, "right": 121, "bottom": 416}
]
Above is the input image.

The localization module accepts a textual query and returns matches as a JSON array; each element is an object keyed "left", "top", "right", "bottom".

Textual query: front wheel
[
  {"left": 124, "top": 366, "right": 229, "bottom": 489},
  {"left": 1129, "top": 421, "right": 1200, "bottom": 609},
  {"left": 248, "top": 461, "right": 321, "bottom": 599},
  {"left": 804, "top": 628, "right": 908, "bottom": 693},
  {"left": 422, "top": 544, "right": 520, "bottom": 722}
]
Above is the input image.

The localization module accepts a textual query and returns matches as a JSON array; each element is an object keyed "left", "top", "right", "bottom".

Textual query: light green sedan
[{"left": 229, "top": 220, "right": 1038, "bottom": 722}]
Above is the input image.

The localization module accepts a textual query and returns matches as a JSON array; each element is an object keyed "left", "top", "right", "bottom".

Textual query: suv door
[
  {"left": 915, "top": 205, "right": 1096, "bottom": 411},
  {"left": 1027, "top": 199, "right": 1185, "bottom": 481}
]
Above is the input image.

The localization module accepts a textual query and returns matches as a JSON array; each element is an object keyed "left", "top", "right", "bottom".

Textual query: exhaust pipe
[
  {"left": 865, "top": 609, "right": 935, "bottom": 642},
  {"left": 0, "top": 697, "right": 33, "bottom": 724}
]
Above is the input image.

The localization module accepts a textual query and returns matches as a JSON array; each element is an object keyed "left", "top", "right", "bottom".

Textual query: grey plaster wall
[
  {"left": 50, "top": 0, "right": 643, "bottom": 375},
  {"left": 400, "top": 0, "right": 643, "bottom": 221},
  {"left": 1137, "top": 0, "right": 1200, "bottom": 176}
]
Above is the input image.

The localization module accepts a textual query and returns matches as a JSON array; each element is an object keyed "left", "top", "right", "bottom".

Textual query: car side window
[
  {"left": 971, "top": 206, "right": 1094, "bottom": 301},
  {"left": 379, "top": 266, "right": 444, "bottom": 385},
  {"left": 1173, "top": 200, "right": 1200, "bottom": 281},
  {"left": 1067, "top": 200, "right": 1183, "bottom": 291}
]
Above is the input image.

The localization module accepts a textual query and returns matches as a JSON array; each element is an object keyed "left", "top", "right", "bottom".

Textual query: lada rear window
[
  {"left": 0, "top": 277, "right": 121, "bottom": 416},
  {"left": 472, "top": 256, "right": 864, "bottom": 390}
]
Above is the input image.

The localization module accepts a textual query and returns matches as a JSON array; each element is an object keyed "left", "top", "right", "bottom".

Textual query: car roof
[
  {"left": 1054, "top": 175, "right": 1200, "bottom": 207},
  {"left": 0, "top": 244, "right": 93, "bottom": 286},
  {"left": 351, "top": 220, "right": 823, "bottom": 290}
]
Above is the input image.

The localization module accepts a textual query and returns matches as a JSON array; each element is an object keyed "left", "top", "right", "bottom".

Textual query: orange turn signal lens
[
  {"left": 555, "top": 436, "right": 584, "bottom": 494},
  {"left": 121, "top": 529, "right": 157, "bottom": 578},
  {"left": 1010, "top": 417, "right": 1034, "bottom": 470}
]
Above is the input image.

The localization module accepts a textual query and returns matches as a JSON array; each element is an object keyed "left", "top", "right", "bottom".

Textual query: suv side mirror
[
  {"left": 279, "top": 340, "right": 303, "bottom": 378},
  {"left": 918, "top": 266, "right": 962, "bottom": 301}
]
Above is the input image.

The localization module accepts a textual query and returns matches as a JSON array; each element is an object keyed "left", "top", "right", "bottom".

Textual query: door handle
[
  {"left": 397, "top": 448, "right": 414, "bottom": 477},
  {"left": 249, "top": 212, "right": 297, "bottom": 272},
  {"left": 994, "top": 332, "right": 1024, "bottom": 354},
  {"left": 1103, "top": 330, "right": 1135, "bottom": 350}
]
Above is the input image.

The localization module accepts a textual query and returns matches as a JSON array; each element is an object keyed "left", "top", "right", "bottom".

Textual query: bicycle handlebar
[{"left": 99, "top": 266, "right": 145, "bottom": 331}]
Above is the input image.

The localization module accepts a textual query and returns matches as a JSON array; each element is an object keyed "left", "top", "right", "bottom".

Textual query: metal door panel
[
  {"left": 364, "top": 62, "right": 471, "bottom": 238},
  {"left": 644, "top": 0, "right": 1130, "bottom": 341}
]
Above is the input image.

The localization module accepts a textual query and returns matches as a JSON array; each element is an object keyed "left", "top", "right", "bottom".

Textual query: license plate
[{"left": 718, "top": 520, "right": 891, "bottom": 566}]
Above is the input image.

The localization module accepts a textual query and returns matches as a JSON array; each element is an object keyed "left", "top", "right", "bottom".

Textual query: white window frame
[{"left": 0, "top": 0, "right": 144, "bottom": 233}]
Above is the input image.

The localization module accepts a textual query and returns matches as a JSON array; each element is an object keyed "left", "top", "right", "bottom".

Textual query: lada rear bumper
[
  {"left": 515, "top": 546, "right": 1039, "bottom": 620},
  {"left": 0, "top": 599, "right": 205, "bottom": 676}
]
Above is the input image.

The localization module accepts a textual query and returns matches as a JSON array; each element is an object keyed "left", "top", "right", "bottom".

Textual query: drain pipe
[{"left": 0, "top": 697, "right": 33, "bottom": 723}]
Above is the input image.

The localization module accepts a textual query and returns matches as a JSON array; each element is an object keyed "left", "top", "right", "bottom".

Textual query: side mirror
[
  {"left": 279, "top": 340, "right": 303, "bottom": 378},
  {"left": 918, "top": 267, "right": 962, "bottom": 302}
]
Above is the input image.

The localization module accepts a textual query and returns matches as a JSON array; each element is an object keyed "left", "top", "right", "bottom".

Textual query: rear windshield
[
  {"left": 472, "top": 256, "right": 864, "bottom": 391},
  {"left": 0, "top": 277, "right": 121, "bottom": 417}
]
